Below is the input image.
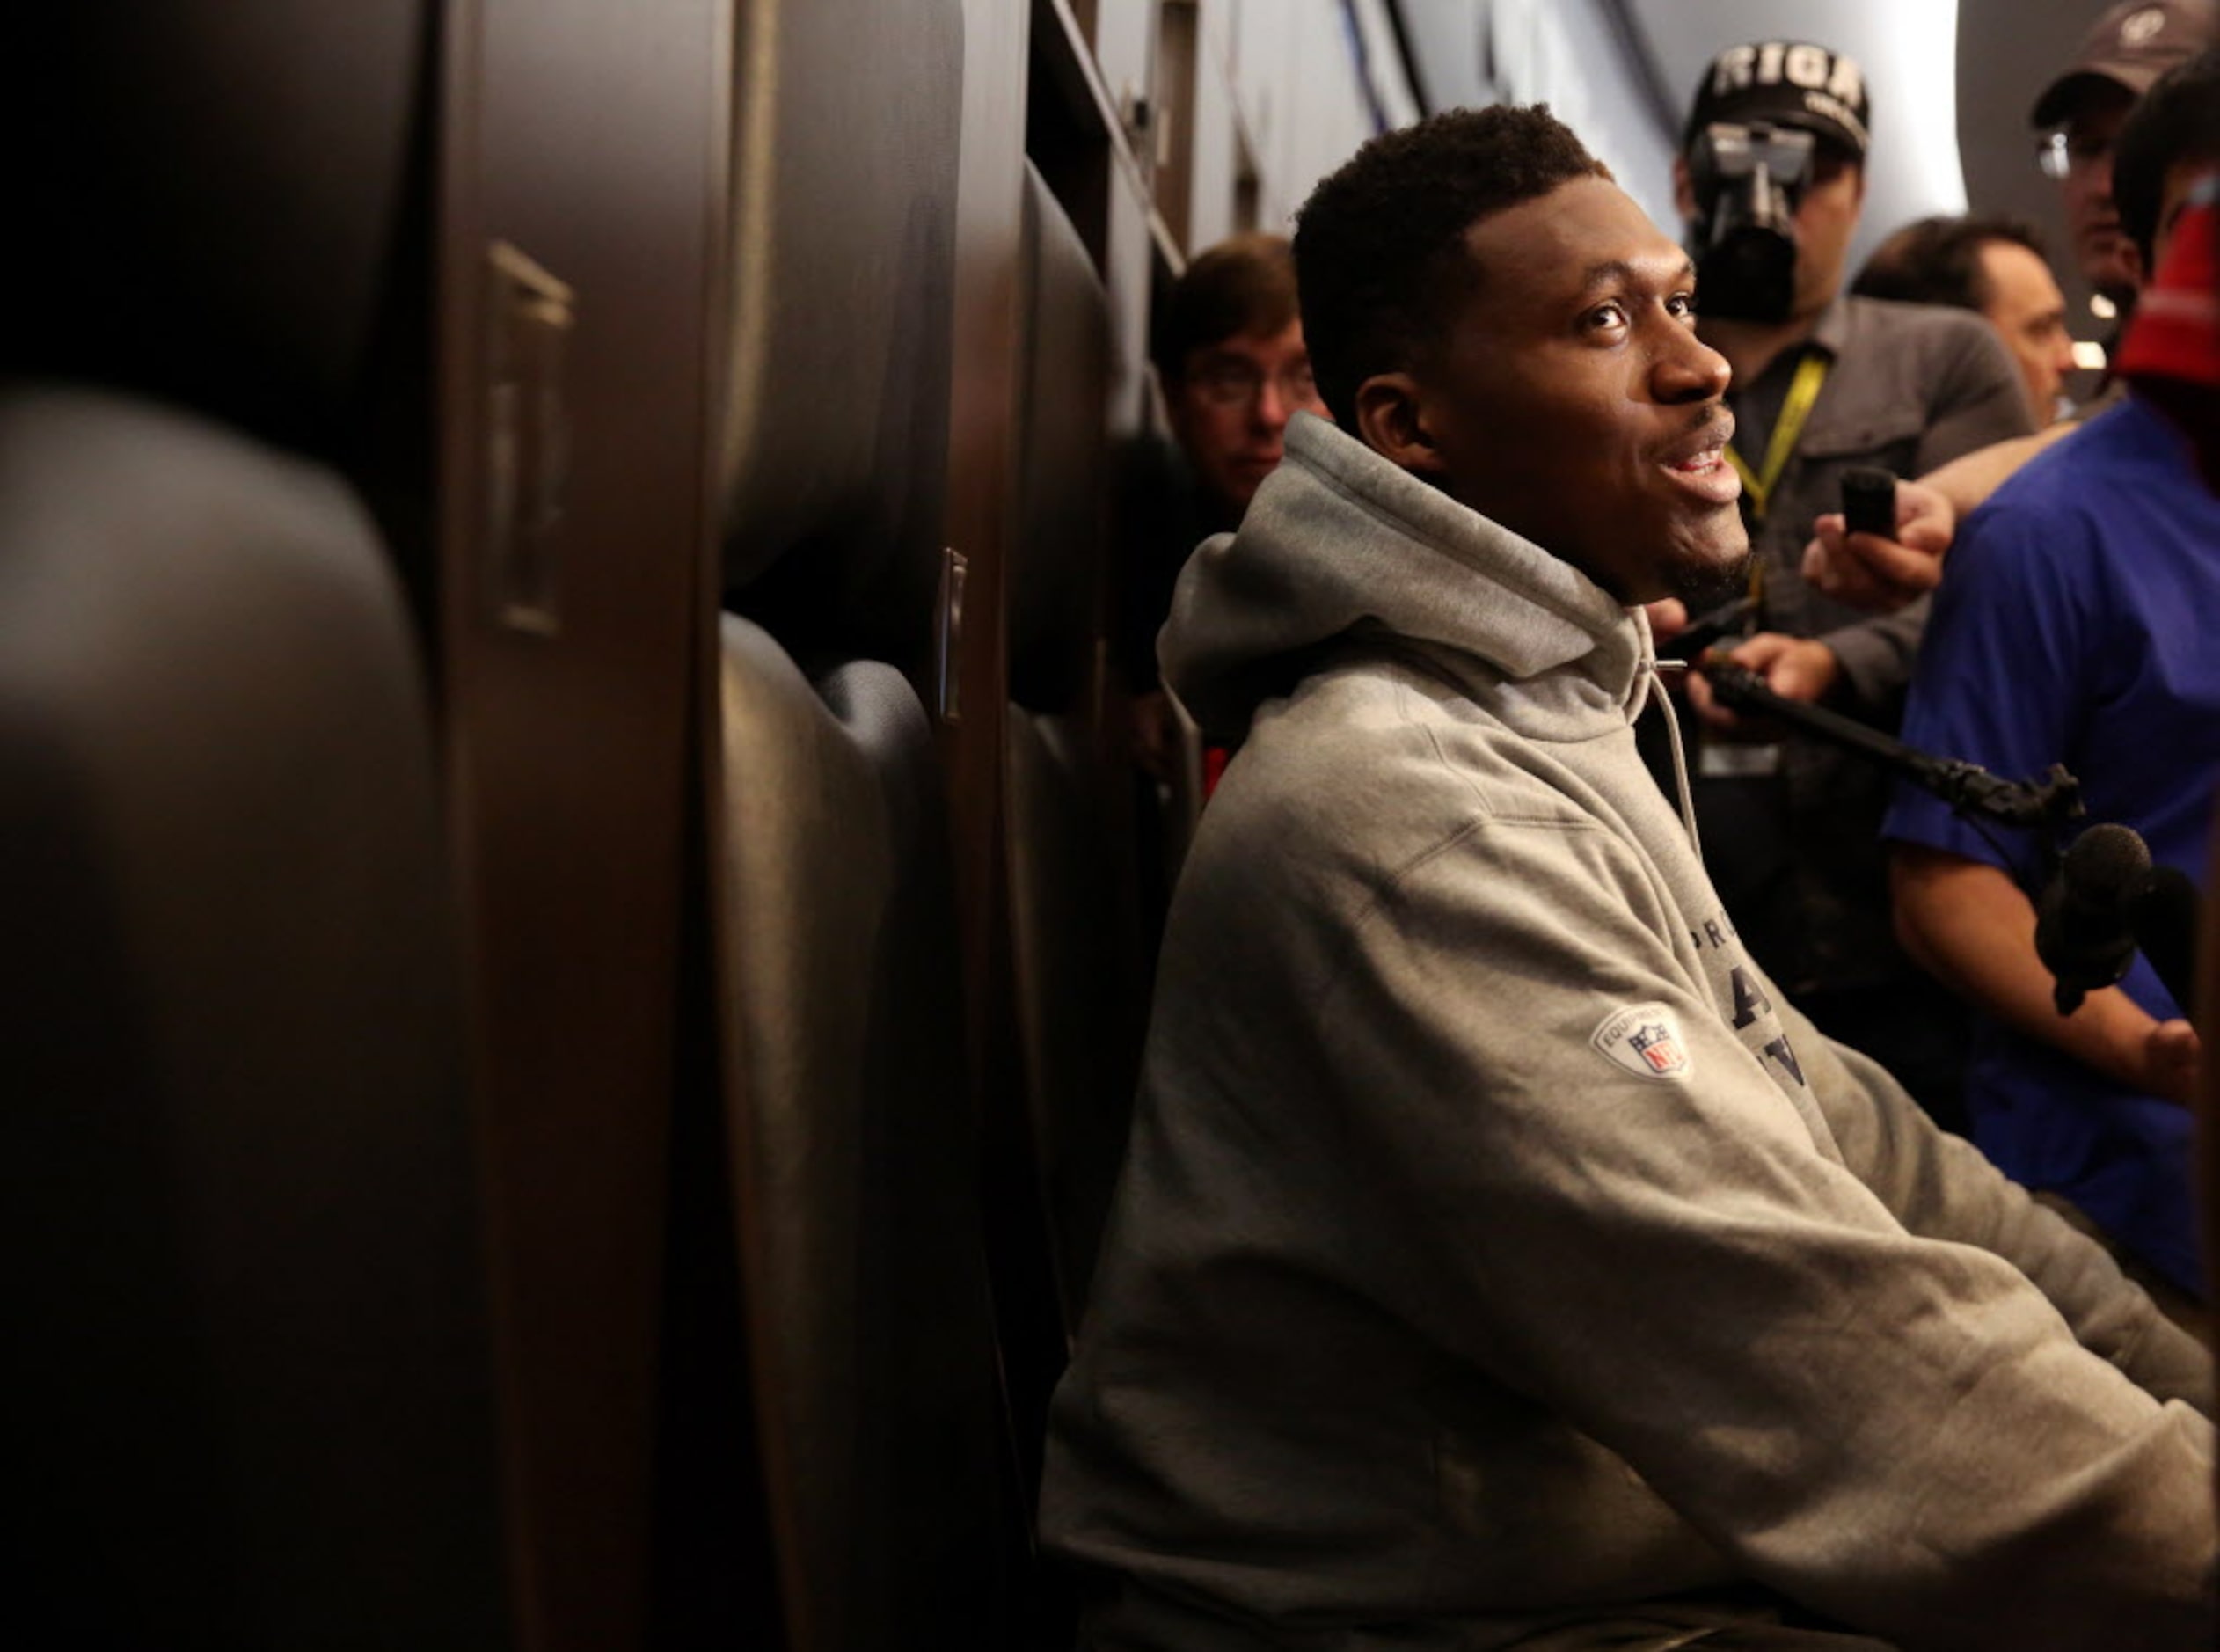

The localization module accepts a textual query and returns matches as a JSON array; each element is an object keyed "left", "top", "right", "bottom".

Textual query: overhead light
[
  {"left": 2071, "top": 340, "right": 2108, "bottom": 370},
  {"left": 2090, "top": 293, "right": 2119, "bottom": 319}
]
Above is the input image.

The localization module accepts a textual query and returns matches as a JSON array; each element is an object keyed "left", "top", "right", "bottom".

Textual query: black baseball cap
[
  {"left": 1683, "top": 41, "right": 1870, "bottom": 159},
  {"left": 2030, "top": 0, "right": 2217, "bottom": 128}
]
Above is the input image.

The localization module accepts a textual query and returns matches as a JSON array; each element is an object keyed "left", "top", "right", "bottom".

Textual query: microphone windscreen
[
  {"left": 2038, "top": 822, "right": 2149, "bottom": 1008},
  {"left": 2062, "top": 822, "right": 2151, "bottom": 906}
]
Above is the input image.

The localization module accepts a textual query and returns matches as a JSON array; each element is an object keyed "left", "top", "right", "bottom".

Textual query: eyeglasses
[
  {"left": 1190, "top": 358, "right": 1319, "bottom": 410},
  {"left": 2035, "top": 126, "right": 2113, "bottom": 181}
]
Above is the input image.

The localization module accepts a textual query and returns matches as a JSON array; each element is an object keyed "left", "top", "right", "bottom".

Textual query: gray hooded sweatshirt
[{"left": 1040, "top": 413, "right": 2216, "bottom": 1650}]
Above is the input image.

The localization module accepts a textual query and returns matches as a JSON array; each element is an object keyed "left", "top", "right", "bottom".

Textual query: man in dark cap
[
  {"left": 1800, "top": 0, "right": 2218, "bottom": 603},
  {"left": 2032, "top": 0, "right": 2216, "bottom": 308},
  {"left": 1666, "top": 41, "right": 2034, "bottom": 1132}
]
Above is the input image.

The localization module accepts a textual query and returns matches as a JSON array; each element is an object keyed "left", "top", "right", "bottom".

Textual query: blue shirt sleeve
[{"left": 1880, "top": 493, "right": 2105, "bottom": 882}]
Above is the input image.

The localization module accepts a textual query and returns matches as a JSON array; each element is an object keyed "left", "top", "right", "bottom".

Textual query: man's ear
[
  {"left": 1671, "top": 156, "right": 1698, "bottom": 224},
  {"left": 1354, "top": 372, "right": 1447, "bottom": 477}
]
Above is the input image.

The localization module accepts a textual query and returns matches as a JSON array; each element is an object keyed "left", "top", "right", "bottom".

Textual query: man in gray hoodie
[{"left": 1041, "top": 105, "right": 2216, "bottom": 1650}]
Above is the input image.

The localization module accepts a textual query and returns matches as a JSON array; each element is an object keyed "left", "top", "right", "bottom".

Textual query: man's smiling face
[{"left": 1369, "top": 176, "right": 1749, "bottom": 604}]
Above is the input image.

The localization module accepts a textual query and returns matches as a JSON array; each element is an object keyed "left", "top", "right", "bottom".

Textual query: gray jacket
[{"left": 1041, "top": 413, "right": 2214, "bottom": 1650}]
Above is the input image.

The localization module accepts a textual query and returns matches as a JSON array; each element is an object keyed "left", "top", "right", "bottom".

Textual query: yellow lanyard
[{"left": 1725, "top": 351, "right": 1830, "bottom": 524}]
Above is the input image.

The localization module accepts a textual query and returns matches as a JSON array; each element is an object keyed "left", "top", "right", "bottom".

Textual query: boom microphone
[
  {"left": 2035, "top": 824, "right": 2147, "bottom": 1016},
  {"left": 2035, "top": 823, "right": 2203, "bottom": 1020},
  {"left": 1688, "top": 655, "right": 2202, "bottom": 1024},
  {"left": 1694, "top": 655, "right": 2080, "bottom": 829}
]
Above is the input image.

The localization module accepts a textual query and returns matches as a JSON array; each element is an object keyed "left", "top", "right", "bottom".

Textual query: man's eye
[
  {"left": 1586, "top": 302, "right": 1628, "bottom": 331},
  {"left": 1669, "top": 291, "right": 1698, "bottom": 318}
]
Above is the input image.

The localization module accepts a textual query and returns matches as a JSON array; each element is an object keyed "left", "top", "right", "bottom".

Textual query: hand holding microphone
[
  {"left": 1801, "top": 469, "right": 1956, "bottom": 611},
  {"left": 1685, "top": 632, "right": 1842, "bottom": 734}
]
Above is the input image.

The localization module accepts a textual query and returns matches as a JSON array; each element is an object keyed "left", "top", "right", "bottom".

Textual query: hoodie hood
[{"left": 1161, "top": 412, "right": 1656, "bottom": 744}]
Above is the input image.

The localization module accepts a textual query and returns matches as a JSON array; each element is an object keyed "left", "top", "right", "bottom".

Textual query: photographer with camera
[{"left": 1668, "top": 41, "right": 2034, "bottom": 1129}]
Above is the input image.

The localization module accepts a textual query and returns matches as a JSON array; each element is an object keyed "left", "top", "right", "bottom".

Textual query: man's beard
[{"left": 1663, "top": 548, "right": 1754, "bottom": 612}]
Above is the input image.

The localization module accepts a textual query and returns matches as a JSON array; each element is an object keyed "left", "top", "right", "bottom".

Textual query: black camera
[{"left": 1688, "top": 121, "right": 1815, "bottom": 324}]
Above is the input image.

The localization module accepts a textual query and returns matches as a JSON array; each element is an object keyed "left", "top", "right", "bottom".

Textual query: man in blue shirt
[{"left": 1885, "top": 51, "right": 2220, "bottom": 1299}]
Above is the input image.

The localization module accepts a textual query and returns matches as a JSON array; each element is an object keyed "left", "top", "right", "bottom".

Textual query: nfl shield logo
[
  {"left": 1590, "top": 1002, "right": 1696, "bottom": 1084},
  {"left": 1629, "top": 1022, "right": 1688, "bottom": 1077}
]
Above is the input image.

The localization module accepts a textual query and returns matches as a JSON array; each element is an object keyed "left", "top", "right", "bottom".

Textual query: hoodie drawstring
[{"left": 1640, "top": 660, "right": 1703, "bottom": 863}]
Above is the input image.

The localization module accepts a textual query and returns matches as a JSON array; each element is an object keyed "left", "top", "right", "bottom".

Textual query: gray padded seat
[
  {"left": 1004, "top": 165, "right": 1147, "bottom": 1329},
  {"left": 711, "top": 9, "right": 1020, "bottom": 1634},
  {"left": 0, "top": 387, "right": 507, "bottom": 1648},
  {"left": 718, "top": 0, "right": 964, "bottom": 680},
  {"left": 712, "top": 616, "right": 1011, "bottom": 1646}
]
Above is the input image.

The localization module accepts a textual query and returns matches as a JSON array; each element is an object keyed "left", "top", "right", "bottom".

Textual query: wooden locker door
[{"left": 433, "top": 3, "right": 734, "bottom": 1648}]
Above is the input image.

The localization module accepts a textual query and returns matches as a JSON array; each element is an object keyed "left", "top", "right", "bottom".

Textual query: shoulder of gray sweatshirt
[{"left": 1041, "top": 412, "right": 2216, "bottom": 1652}]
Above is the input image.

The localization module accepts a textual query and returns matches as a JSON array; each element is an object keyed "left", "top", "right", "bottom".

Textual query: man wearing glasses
[
  {"left": 1120, "top": 234, "right": 1330, "bottom": 782},
  {"left": 1156, "top": 234, "right": 1328, "bottom": 523},
  {"left": 1799, "top": 2, "right": 2216, "bottom": 606},
  {"left": 2034, "top": 0, "right": 2215, "bottom": 315}
]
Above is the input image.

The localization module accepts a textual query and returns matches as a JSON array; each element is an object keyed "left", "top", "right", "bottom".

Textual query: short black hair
[
  {"left": 1293, "top": 105, "right": 1611, "bottom": 428},
  {"left": 2114, "top": 48, "right": 2220, "bottom": 272},
  {"left": 1851, "top": 213, "right": 2051, "bottom": 311},
  {"left": 1150, "top": 233, "right": 1301, "bottom": 384}
]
